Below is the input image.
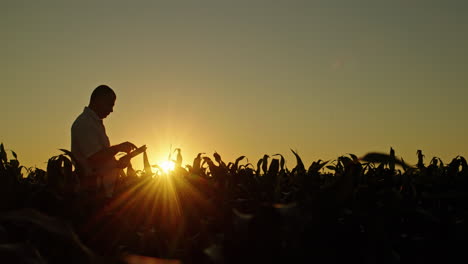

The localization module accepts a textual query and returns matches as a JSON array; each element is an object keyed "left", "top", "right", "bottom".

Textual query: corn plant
[{"left": 2, "top": 143, "right": 468, "bottom": 263}]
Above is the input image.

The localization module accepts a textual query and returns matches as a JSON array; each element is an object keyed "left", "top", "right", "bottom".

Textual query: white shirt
[{"left": 71, "top": 106, "right": 118, "bottom": 197}]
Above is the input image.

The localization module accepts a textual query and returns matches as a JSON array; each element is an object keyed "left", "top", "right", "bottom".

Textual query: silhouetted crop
[{"left": 1, "top": 143, "right": 468, "bottom": 263}]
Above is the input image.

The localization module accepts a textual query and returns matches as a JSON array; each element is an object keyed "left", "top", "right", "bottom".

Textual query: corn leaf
[
  {"left": 143, "top": 151, "right": 152, "bottom": 176},
  {"left": 389, "top": 147, "right": 395, "bottom": 172},
  {"left": 192, "top": 153, "right": 205, "bottom": 174},
  {"left": 256, "top": 158, "right": 263, "bottom": 176},
  {"left": 232, "top": 155, "right": 246, "bottom": 173},
  {"left": 417, "top": 150, "right": 425, "bottom": 169},
  {"left": 268, "top": 158, "right": 280, "bottom": 176},
  {"left": 273, "top": 154, "right": 285, "bottom": 171},
  {"left": 127, "top": 161, "right": 137, "bottom": 177},
  {"left": 360, "top": 152, "right": 411, "bottom": 169},
  {"left": 173, "top": 148, "right": 182, "bottom": 167},
  {"left": 348, "top": 153, "right": 359, "bottom": 163},
  {"left": 213, "top": 152, "right": 222, "bottom": 165},
  {"left": 290, "top": 149, "right": 305, "bottom": 173},
  {"left": 0, "top": 143, "right": 7, "bottom": 164},
  {"left": 261, "top": 154, "right": 269, "bottom": 175}
]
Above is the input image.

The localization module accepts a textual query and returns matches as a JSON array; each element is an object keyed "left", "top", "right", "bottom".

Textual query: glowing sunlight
[{"left": 159, "top": 160, "right": 175, "bottom": 174}]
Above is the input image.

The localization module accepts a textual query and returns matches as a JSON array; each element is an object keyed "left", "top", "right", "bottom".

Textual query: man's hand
[
  {"left": 117, "top": 141, "right": 137, "bottom": 153},
  {"left": 117, "top": 155, "right": 131, "bottom": 169},
  {"left": 88, "top": 142, "right": 138, "bottom": 169}
]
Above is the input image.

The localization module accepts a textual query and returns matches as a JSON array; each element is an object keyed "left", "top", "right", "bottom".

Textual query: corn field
[{"left": 1, "top": 143, "right": 468, "bottom": 264}]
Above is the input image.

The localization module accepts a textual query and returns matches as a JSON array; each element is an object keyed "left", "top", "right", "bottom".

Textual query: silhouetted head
[{"left": 88, "top": 85, "right": 116, "bottom": 119}]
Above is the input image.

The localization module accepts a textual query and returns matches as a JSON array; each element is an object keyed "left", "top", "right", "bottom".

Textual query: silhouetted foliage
[{"left": 1, "top": 143, "right": 468, "bottom": 263}]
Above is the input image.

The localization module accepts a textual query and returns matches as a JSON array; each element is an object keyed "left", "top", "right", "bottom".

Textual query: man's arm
[
  {"left": 72, "top": 118, "right": 137, "bottom": 169},
  {"left": 87, "top": 142, "right": 137, "bottom": 168}
]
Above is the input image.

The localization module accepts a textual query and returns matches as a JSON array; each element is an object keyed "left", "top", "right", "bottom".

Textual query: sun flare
[{"left": 160, "top": 160, "right": 175, "bottom": 174}]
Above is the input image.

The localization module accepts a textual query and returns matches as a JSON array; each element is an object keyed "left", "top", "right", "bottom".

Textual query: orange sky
[{"left": 2, "top": 0, "right": 467, "bottom": 170}]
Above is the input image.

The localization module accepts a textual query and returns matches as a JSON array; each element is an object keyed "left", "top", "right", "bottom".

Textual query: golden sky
[{"left": 1, "top": 0, "right": 467, "bottom": 170}]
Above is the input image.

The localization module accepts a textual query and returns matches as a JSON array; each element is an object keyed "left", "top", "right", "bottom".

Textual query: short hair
[{"left": 90, "top": 85, "right": 115, "bottom": 103}]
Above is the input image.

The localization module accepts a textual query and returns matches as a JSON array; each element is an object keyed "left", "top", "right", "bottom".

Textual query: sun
[{"left": 159, "top": 160, "right": 175, "bottom": 174}]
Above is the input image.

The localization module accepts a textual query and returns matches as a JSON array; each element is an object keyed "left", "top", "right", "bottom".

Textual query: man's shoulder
[{"left": 72, "top": 110, "right": 92, "bottom": 131}]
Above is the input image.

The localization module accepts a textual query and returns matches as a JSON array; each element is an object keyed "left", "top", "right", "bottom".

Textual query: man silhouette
[{"left": 71, "top": 85, "right": 138, "bottom": 198}]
